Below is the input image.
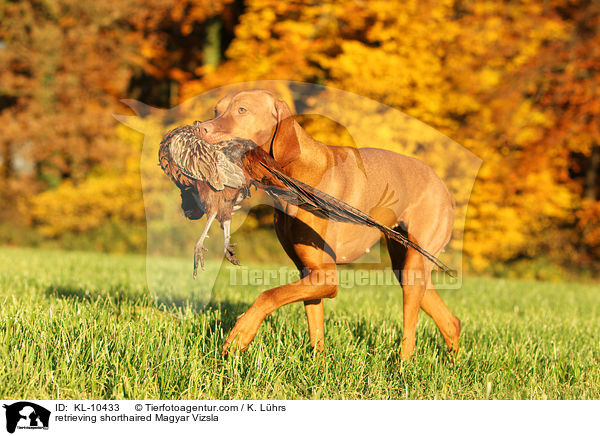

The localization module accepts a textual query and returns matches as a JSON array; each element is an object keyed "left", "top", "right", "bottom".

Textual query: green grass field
[{"left": 0, "top": 246, "right": 598, "bottom": 400}]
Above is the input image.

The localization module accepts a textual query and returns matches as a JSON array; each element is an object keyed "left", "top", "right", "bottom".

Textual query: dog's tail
[{"left": 249, "top": 151, "right": 456, "bottom": 277}]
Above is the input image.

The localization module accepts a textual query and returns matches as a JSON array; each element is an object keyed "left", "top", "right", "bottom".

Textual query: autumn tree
[
  {"left": 0, "top": 0, "right": 239, "bottom": 248},
  {"left": 1, "top": 0, "right": 598, "bottom": 270},
  {"left": 521, "top": 0, "right": 600, "bottom": 264}
]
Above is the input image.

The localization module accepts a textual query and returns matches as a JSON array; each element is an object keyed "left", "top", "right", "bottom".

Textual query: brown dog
[{"left": 196, "top": 89, "right": 460, "bottom": 360}]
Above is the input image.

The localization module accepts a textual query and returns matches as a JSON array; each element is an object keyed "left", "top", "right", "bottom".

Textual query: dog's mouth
[{"left": 191, "top": 123, "right": 232, "bottom": 145}]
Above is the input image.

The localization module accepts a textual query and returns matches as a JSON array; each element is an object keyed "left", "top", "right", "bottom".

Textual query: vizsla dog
[{"left": 196, "top": 89, "right": 460, "bottom": 361}]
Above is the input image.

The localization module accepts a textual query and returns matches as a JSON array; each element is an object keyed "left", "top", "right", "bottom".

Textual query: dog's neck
[{"left": 285, "top": 122, "right": 333, "bottom": 181}]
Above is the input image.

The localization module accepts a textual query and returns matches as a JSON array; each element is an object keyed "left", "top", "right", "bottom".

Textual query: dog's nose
[{"left": 194, "top": 121, "right": 211, "bottom": 139}]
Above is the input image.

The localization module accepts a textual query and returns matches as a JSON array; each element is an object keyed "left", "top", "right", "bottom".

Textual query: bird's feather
[{"left": 160, "top": 125, "right": 247, "bottom": 190}]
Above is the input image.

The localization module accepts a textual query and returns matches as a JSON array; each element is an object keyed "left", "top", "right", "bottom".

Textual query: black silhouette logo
[{"left": 3, "top": 402, "right": 50, "bottom": 433}]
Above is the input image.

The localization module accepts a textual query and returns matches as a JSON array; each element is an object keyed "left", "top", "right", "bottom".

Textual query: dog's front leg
[
  {"left": 304, "top": 299, "right": 325, "bottom": 351},
  {"left": 223, "top": 265, "right": 337, "bottom": 354}
]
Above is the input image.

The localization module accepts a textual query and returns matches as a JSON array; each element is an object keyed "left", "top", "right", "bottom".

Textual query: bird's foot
[
  {"left": 224, "top": 242, "right": 240, "bottom": 266},
  {"left": 193, "top": 245, "right": 208, "bottom": 279}
]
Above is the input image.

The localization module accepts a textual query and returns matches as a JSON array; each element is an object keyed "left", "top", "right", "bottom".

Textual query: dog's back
[{"left": 277, "top": 142, "right": 454, "bottom": 264}]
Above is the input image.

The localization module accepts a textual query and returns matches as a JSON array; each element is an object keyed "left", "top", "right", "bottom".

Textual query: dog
[{"left": 196, "top": 89, "right": 460, "bottom": 361}]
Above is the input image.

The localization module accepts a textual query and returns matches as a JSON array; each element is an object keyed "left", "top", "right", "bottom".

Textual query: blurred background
[{"left": 0, "top": 0, "right": 598, "bottom": 280}]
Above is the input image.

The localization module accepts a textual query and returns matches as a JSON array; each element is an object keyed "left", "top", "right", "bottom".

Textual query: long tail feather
[{"left": 257, "top": 161, "right": 456, "bottom": 277}]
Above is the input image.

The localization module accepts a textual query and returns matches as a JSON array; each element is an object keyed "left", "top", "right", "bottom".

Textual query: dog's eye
[
  {"left": 238, "top": 107, "right": 247, "bottom": 114},
  {"left": 213, "top": 108, "right": 218, "bottom": 117}
]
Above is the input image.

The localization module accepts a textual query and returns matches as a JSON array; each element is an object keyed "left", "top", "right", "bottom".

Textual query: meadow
[{"left": 0, "top": 246, "right": 598, "bottom": 400}]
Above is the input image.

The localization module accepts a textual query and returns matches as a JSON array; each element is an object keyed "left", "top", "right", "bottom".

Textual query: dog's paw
[{"left": 222, "top": 312, "right": 261, "bottom": 356}]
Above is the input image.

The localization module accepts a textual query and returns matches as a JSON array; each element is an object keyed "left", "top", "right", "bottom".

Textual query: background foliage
[{"left": 1, "top": 0, "right": 598, "bottom": 277}]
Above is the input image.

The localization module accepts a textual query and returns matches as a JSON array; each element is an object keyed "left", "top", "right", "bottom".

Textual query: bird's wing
[
  {"left": 160, "top": 125, "right": 246, "bottom": 191},
  {"left": 243, "top": 147, "right": 455, "bottom": 276}
]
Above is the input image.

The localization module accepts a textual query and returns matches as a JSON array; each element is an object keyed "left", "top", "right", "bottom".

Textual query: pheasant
[
  {"left": 159, "top": 123, "right": 454, "bottom": 278},
  {"left": 159, "top": 123, "right": 249, "bottom": 277}
]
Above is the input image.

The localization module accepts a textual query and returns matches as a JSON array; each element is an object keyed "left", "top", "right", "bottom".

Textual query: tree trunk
[
  {"left": 0, "top": 142, "right": 11, "bottom": 181},
  {"left": 585, "top": 143, "right": 599, "bottom": 200},
  {"left": 203, "top": 18, "right": 222, "bottom": 68}
]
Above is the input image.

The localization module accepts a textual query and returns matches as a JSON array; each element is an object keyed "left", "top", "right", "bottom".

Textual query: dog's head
[{"left": 196, "top": 89, "right": 300, "bottom": 167}]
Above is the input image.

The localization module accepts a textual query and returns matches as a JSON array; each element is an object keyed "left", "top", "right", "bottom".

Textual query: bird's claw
[
  {"left": 224, "top": 242, "right": 240, "bottom": 266},
  {"left": 193, "top": 245, "right": 208, "bottom": 279}
]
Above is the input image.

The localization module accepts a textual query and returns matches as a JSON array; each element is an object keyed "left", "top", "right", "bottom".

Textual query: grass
[{"left": 0, "top": 246, "right": 598, "bottom": 400}]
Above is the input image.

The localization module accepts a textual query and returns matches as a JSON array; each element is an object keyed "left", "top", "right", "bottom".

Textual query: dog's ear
[{"left": 271, "top": 99, "right": 300, "bottom": 167}]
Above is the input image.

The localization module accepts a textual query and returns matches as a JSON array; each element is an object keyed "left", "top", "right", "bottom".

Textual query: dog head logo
[{"left": 3, "top": 402, "right": 50, "bottom": 433}]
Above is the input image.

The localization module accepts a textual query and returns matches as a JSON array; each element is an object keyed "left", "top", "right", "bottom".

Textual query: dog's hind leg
[
  {"left": 386, "top": 228, "right": 426, "bottom": 361},
  {"left": 398, "top": 248, "right": 427, "bottom": 361},
  {"left": 420, "top": 282, "right": 461, "bottom": 358},
  {"left": 387, "top": 224, "right": 460, "bottom": 360}
]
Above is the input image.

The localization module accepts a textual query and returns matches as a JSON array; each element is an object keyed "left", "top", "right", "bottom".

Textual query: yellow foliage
[
  {"left": 30, "top": 125, "right": 145, "bottom": 237},
  {"left": 30, "top": 172, "right": 145, "bottom": 237}
]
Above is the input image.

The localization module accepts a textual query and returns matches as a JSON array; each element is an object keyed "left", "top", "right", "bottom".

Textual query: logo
[{"left": 3, "top": 402, "right": 50, "bottom": 434}]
